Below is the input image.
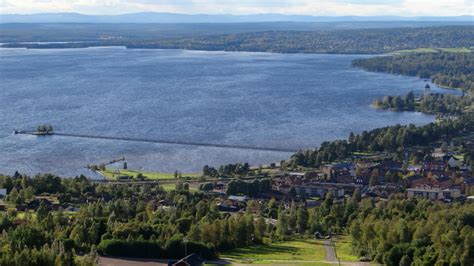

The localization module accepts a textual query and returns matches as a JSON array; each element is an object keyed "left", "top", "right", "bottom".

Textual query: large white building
[{"left": 407, "top": 185, "right": 461, "bottom": 200}]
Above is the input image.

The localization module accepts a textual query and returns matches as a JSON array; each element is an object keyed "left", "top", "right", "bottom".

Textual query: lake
[{"left": 0, "top": 48, "right": 449, "bottom": 177}]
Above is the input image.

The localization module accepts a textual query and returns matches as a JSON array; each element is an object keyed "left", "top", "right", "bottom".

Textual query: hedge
[{"left": 97, "top": 239, "right": 216, "bottom": 259}]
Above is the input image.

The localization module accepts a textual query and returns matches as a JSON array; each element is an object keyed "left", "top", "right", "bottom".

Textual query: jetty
[{"left": 14, "top": 130, "right": 296, "bottom": 153}]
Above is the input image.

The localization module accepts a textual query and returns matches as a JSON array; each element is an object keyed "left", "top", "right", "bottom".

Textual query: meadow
[{"left": 219, "top": 239, "right": 327, "bottom": 265}]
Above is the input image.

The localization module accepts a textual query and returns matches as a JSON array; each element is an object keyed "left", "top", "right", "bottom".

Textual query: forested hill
[
  {"left": 125, "top": 26, "right": 474, "bottom": 54},
  {"left": 352, "top": 52, "right": 474, "bottom": 92},
  {"left": 2, "top": 26, "right": 473, "bottom": 54}
]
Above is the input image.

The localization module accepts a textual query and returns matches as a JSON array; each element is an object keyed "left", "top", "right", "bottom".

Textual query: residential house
[
  {"left": 406, "top": 175, "right": 425, "bottom": 187},
  {"left": 442, "top": 155, "right": 461, "bottom": 168},
  {"left": 322, "top": 163, "right": 355, "bottom": 180},
  {"left": 407, "top": 165, "right": 422, "bottom": 173},
  {"left": 423, "top": 161, "right": 447, "bottom": 172}
]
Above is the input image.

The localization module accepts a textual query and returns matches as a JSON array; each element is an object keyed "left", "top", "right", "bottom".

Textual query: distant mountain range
[{"left": 1, "top": 12, "right": 473, "bottom": 24}]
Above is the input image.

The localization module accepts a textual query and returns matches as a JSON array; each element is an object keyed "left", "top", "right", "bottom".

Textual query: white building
[{"left": 407, "top": 185, "right": 461, "bottom": 200}]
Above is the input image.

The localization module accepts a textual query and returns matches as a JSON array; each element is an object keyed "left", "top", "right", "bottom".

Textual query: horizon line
[{"left": 1, "top": 12, "right": 473, "bottom": 17}]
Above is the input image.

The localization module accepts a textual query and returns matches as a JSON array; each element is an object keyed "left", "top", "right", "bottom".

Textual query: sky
[{"left": 0, "top": 0, "right": 473, "bottom": 16}]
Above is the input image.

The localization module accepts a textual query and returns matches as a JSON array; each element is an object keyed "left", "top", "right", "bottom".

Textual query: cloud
[{"left": 0, "top": 0, "right": 472, "bottom": 16}]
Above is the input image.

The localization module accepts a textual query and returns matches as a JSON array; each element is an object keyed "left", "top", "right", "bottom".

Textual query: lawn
[
  {"left": 394, "top": 47, "right": 439, "bottom": 53},
  {"left": 438, "top": 47, "right": 472, "bottom": 53},
  {"left": 159, "top": 183, "right": 198, "bottom": 192},
  {"left": 16, "top": 211, "right": 37, "bottom": 220},
  {"left": 35, "top": 195, "right": 60, "bottom": 204},
  {"left": 219, "top": 239, "right": 327, "bottom": 264},
  {"left": 352, "top": 151, "right": 373, "bottom": 156},
  {"left": 334, "top": 236, "right": 359, "bottom": 262},
  {"left": 393, "top": 47, "right": 472, "bottom": 54},
  {"left": 100, "top": 168, "right": 201, "bottom": 181}
]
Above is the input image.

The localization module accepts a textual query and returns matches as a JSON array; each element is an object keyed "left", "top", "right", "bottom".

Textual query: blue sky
[{"left": 1, "top": 0, "right": 473, "bottom": 16}]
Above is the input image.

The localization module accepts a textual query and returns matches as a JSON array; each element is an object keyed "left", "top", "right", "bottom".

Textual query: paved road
[
  {"left": 100, "top": 257, "right": 167, "bottom": 266},
  {"left": 324, "top": 239, "right": 337, "bottom": 262}
]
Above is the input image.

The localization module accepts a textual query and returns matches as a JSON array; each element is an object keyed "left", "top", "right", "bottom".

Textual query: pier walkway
[{"left": 15, "top": 131, "right": 297, "bottom": 153}]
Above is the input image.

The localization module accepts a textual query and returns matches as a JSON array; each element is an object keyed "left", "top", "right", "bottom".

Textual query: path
[
  {"left": 15, "top": 131, "right": 296, "bottom": 153},
  {"left": 99, "top": 257, "right": 167, "bottom": 266},
  {"left": 324, "top": 239, "right": 337, "bottom": 262}
]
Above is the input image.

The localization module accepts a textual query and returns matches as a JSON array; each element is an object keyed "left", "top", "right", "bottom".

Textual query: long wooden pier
[{"left": 15, "top": 131, "right": 296, "bottom": 153}]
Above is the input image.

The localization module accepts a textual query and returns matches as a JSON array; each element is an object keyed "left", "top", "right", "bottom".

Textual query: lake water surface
[{"left": 0, "top": 48, "right": 449, "bottom": 177}]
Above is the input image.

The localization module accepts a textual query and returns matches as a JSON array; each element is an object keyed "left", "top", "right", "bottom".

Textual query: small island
[{"left": 34, "top": 124, "right": 54, "bottom": 135}]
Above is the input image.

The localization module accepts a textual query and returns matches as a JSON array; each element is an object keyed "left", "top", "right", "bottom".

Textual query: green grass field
[
  {"left": 352, "top": 151, "right": 373, "bottom": 156},
  {"left": 393, "top": 47, "right": 472, "bottom": 54},
  {"left": 438, "top": 47, "right": 472, "bottom": 53},
  {"left": 219, "top": 239, "right": 327, "bottom": 264},
  {"left": 100, "top": 168, "right": 201, "bottom": 181},
  {"left": 334, "top": 236, "right": 359, "bottom": 262},
  {"left": 159, "top": 183, "right": 198, "bottom": 192},
  {"left": 395, "top": 47, "right": 439, "bottom": 53}
]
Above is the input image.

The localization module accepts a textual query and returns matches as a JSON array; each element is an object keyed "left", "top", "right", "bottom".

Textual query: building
[
  {"left": 322, "top": 163, "right": 355, "bottom": 179},
  {"left": 294, "top": 185, "right": 345, "bottom": 198},
  {"left": 407, "top": 185, "right": 461, "bottom": 200},
  {"left": 423, "top": 161, "right": 447, "bottom": 172},
  {"left": 443, "top": 155, "right": 461, "bottom": 168}
]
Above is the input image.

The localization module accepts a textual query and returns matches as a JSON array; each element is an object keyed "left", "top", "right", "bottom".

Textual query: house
[
  {"left": 214, "top": 181, "right": 226, "bottom": 190},
  {"left": 354, "top": 176, "right": 370, "bottom": 185},
  {"left": 443, "top": 155, "right": 461, "bottom": 168},
  {"left": 228, "top": 195, "right": 249, "bottom": 202},
  {"left": 460, "top": 164, "right": 471, "bottom": 172},
  {"left": 293, "top": 183, "right": 348, "bottom": 198},
  {"left": 216, "top": 202, "right": 240, "bottom": 212},
  {"left": 322, "top": 163, "right": 355, "bottom": 179},
  {"left": 406, "top": 175, "right": 425, "bottom": 187},
  {"left": 423, "top": 161, "right": 447, "bottom": 172},
  {"left": 65, "top": 206, "right": 80, "bottom": 213},
  {"left": 305, "top": 200, "right": 320, "bottom": 208},
  {"left": 274, "top": 183, "right": 291, "bottom": 194},
  {"left": 407, "top": 165, "right": 422, "bottom": 172},
  {"left": 462, "top": 177, "right": 474, "bottom": 193},
  {"left": 407, "top": 185, "right": 461, "bottom": 201},
  {"left": 158, "top": 199, "right": 174, "bottom": 206},
  {"left": 432, "top": 148, "right": 446, "bottom": 159},
  {"left": 431, "top": 175, "right": 452, "bottom": 189}
]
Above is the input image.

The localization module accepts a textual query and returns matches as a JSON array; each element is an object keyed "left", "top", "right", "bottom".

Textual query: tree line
[
  {"left": 372, "top": 91, "right": 473, "bottom": 114},
  {"left": 353, "top": 52, "right": 474, "bottom": 93}
]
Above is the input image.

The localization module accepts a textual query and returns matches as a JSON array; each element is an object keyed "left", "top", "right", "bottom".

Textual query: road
[
  {"left": 99, "top": 257, "right": 167, "bottom": 266},
  {"left": 324, "top": 239, "right": 337, "bottom": 262}
]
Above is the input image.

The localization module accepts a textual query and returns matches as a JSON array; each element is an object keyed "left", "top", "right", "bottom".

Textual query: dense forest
[
  {"left": 2, "top": 22, "right": 471, "bottom": 43},
  {"left": 353, "top": 52, "right": 474, "bottom": 92},
  {"left": 125, "top": 26, "right": 474, "bottom": 54},
  {"left": 349, "top": 195, "right": 473, "bottom": 265},
  {"left": 290, "top": 114, "right": 474, "bottom": 168},
  {"left": 2, "top": 26, "right": 473, "bottom": 54}
]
